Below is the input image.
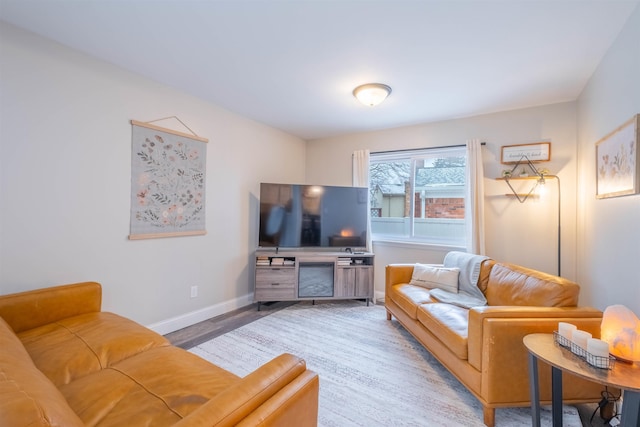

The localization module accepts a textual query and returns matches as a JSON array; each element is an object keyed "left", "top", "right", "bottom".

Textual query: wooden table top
[{"left": 524, "top": 333, "right": 640, "bottom": 392}]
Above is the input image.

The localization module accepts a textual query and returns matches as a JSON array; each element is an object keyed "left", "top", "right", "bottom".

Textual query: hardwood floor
[
  {"left": 164, "top": 302, "right": 607, "bottom": 427},
  {"left": 165, "top": 300, "right": 296, "bottom": 349}
]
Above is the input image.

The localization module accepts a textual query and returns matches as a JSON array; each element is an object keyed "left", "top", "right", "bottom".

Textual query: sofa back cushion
[
  {"left": 0, "top": 282, "right": 101, "bottom": 333},
  {"left": 485, "top": 262, "right": 579, "bottom": 307},
  {"left": 477, "top": 259, "right": 495, "bottom": 294},
  {"left": 0, "top": 317, "right": 83, "bottom": 427}
]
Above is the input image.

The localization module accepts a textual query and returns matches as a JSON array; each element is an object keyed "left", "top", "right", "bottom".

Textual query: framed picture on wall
[
  {"left": 501, "top": 142, "right": 551, "bottom": 164},
  {"left": 595, "top": 114, "right": 640, "bottom": 199}
]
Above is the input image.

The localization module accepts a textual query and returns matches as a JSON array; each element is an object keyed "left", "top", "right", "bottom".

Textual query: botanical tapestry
[{"left": 129, "top": 121, "right": 207, "bottom": 239}]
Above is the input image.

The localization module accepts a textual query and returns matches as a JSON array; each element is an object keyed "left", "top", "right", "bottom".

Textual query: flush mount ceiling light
[{"left": 353, "top": 83, "right": 392, "bottom": 107}]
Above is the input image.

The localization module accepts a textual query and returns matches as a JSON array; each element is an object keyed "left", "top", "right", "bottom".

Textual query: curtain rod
[{"left": 371, "top": 141, "right": 486, "bottom": 155}]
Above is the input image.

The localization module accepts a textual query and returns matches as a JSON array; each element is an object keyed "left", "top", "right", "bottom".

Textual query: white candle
[
  {"left": 558, "top": 322, "right": 577, "bottom": 340},
  {"left": 571, "top": 330, "right": 592, "bottom": 354},
  {"left": 587, "top": 338, "right": 609, "bottom": 357},
  {"left": 586, "top": 338, "right": 610, "bottom": 368}
]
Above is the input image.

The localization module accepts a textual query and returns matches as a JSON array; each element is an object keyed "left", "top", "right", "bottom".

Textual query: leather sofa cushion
[
  {"left": 485, "top": 263, "right": 579, "bottom": 307},
  {"left": 0, "top": 317, "right": 84, "bottom": 427},
  {"left": 0, "top": 282, "right": 102, "bottom": 334},
  {"left": 417, "top": 303, "right": 469, "bottom": 360},
  {"left": 59, "top": 346, "right": 240, "bottom": 427},
  {"left": 389, "top": 283, "right": 434, "bottom": 319},
  {"left": 18, "top": 312, "right": 170, "bottom": 387}
]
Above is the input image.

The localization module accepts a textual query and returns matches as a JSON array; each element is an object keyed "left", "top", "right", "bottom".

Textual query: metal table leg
[
  {"left": 528, "top": 352, "right": 541, "bottom": 427},
  {"left": 620, "top": 390, "right": 639, "bottom": 427},
  {"left": 551, "top": 366, "right": 563, "bottom": 427}
]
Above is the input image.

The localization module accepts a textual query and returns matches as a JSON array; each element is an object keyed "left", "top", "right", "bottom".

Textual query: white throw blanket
[{"left": 430, "top": 251, "right": 490, "bottom": 308}]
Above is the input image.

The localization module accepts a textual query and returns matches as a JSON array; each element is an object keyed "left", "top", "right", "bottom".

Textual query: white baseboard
[
  {"left": 147, "top": 293, "right": 255, "bottom": 335},
  {"left": 149, "top": 291, "right": 386, "bottom": 335}
]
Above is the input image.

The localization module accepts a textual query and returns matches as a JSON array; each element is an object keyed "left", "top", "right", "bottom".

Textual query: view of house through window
[{"left": 369, "top": 146, "right": 467, "bottom": 245}]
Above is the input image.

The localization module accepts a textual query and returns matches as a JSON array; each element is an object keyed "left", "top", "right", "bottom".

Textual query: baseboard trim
[{"left": 147, "top": 293, "right": 255, "bottom": 335}]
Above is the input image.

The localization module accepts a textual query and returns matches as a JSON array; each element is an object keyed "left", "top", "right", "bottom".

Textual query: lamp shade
[
  {"left": 600, "top": 304, "right": 640, "bottom": 362},
  {"left": 353, "top": 83, "right": 391, "bottom": 106}
]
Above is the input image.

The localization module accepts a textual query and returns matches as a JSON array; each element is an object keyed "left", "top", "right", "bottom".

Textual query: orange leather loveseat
[
  {"left": 385, "top": 252, "right": 604, "bottom": 427},
  {"left": 0, "top": 282, "right": 319, "bottom": 427}
]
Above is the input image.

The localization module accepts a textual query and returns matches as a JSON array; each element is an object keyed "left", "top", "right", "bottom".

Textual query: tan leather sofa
[
  {"left": 0, "top": 282, "right": 319, "bottom": 427},
  {"left": 386, "top": 256, "right": 605, "bottom": 427}
]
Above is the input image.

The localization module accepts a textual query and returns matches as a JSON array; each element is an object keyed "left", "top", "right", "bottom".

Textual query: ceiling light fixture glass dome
[{"left": 353, "top": 83, "right": 392, "bottom": 107}]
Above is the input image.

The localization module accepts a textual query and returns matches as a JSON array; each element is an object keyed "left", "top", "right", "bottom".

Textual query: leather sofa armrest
[
  {"left": 174, "top": 353, "right": 319, "bottom": 427},
  {"left": 467, "top": 306, "right": 603, "bottom": 394},
  {"left": 385, "top": 264, "right": 416, "bottom": 294},
  {"left": 0, "top": 282, "right": 102, "bottom": 333},
  {"left": 467, "top": 306, "right": 604, "bottom": 404},
  {"left": 468, "top": 306, "right": 603, "bottom": 369}
]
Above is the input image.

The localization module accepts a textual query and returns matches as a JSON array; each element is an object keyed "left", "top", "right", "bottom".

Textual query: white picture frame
[
  {"left": 595, "top": 114, "right": 639, "bottom": 199},
  {"left": 501, "top": 142, "right": 551, "bottom": 164}
]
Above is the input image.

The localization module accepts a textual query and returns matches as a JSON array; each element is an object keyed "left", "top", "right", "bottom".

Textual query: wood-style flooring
[
  {"left": 164, "top": 302, "right": 607, "bottom": 427},
  {"left": 165, "top": 301, "right": 295, "bottom": 349}
]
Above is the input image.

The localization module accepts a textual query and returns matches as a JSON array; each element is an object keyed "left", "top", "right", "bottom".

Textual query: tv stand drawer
[
  {"left": 255, "top": 268, "right": 296, "bottom": 300},
  {"left": 254, "top": 286, "right": 295, "bottom": 300},
  {"left": 256, "top": 268, "right": 295, "bottom": 286}
]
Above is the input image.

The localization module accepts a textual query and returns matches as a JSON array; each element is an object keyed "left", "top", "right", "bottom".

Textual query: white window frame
[{"left": 369, "top": 146, "right": 467, "bottom": 247}]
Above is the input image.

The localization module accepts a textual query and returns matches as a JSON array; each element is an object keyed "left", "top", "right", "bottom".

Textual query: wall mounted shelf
[
  {"left": 495, "top": 177, "right": 540, "bottom": 180},
  {"left": 503, "top": 193, "right": 540, "bottom": 199},
  {"left": 495, "top": 176, "right": 543, "bottom": 203},
  {"left": 496, "top": 156, "right": 548, "bottom": 203}
]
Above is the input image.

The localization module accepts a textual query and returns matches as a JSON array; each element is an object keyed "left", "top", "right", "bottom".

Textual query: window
[{"left": 369, "top": 146, "right": 466, "bottom": 245}]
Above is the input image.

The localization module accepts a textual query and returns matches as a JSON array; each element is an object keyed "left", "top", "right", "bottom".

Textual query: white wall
[
  {"left": 307, "top": 103, "right": 578, "bottom": 298},
  {"left": 576, "top": 5, "right": 640, "bottom": 316},
  {"left": 0, "top": 22, "right": 307, "bottom": 332}
]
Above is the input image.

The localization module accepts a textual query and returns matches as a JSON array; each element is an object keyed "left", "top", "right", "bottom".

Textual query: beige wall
[
  {"left": 576, "top": 4, "right": 640, "bottom": 315},
  {"left": 307, "top": 103, "right": 578, "bottom": 299},
  {"left": 0, "top": 22, "right": 307, "bottom": 332}
]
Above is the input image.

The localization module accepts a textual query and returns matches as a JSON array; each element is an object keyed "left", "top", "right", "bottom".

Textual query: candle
[
  {"left": 571, "top": 330, "right": 592, "bottom": 355},
  {"left": 586, "top": 338, "right": 610, "bottom": 368},
  {"left": 558, "top": 322, "right": 577, "bottom": 341},
  {"left": 587, "top": 338, "right": 610, "bottom": 357}
]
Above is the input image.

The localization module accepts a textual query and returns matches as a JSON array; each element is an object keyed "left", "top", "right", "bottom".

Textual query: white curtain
[
  {"left": 465, "top": 139, "right": 486, "bottom": 255},
  {"left": 352, "top": 149, "right": 372, "bottom": 252}
]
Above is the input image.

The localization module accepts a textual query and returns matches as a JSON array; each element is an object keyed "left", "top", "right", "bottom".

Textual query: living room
[
  {"left": 1, "top": 0, "right": 638, "bottom": 332},
  {"left": 1, "top": 1, "right": 639, "bottom": 425}
]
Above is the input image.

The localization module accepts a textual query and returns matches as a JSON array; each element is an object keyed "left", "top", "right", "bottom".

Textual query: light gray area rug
[{"left": 190, "top": 301, "right": 582, "bottom": 427}]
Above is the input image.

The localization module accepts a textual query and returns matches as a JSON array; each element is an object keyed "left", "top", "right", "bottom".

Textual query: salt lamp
[{"left": 600, "top": 305, "right": 640, "bottom": 362}]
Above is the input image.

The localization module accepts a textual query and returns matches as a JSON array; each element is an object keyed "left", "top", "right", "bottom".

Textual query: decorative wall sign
[
  {"left": 129, "top": 118, "right": 208, "bottom": 239},
  {"left": 596, "top": 114, "right": 639, "bottom": 199},
  {"left": 501, "top": 142, "right": 551, "bottom": 164}
]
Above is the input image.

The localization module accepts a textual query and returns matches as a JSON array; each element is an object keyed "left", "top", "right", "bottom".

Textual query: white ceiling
[{"left": 1, "top": 0, "right": 638, "bottom": 140}]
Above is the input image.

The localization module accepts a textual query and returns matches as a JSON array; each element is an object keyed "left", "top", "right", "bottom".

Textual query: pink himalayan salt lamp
[{"left": 600, "top": 305, "right": 640, "bottom": 362}]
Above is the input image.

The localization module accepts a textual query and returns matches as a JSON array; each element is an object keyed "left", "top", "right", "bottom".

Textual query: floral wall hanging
[
  {"left": 596, "top": 114, "right": 639, "bottom": 199},
  {"left": 129, "top": 118, "right": 208, "bottom": 239}
]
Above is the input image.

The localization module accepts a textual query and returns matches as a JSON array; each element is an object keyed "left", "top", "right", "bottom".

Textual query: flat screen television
[{"left": 258, "top": 183, "right": 368, "bottom": 249}]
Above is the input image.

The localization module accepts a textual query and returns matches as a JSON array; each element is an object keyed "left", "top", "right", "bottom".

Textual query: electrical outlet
[{"left": 190, "top": 285, "right": 198, "bottom": 298}]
